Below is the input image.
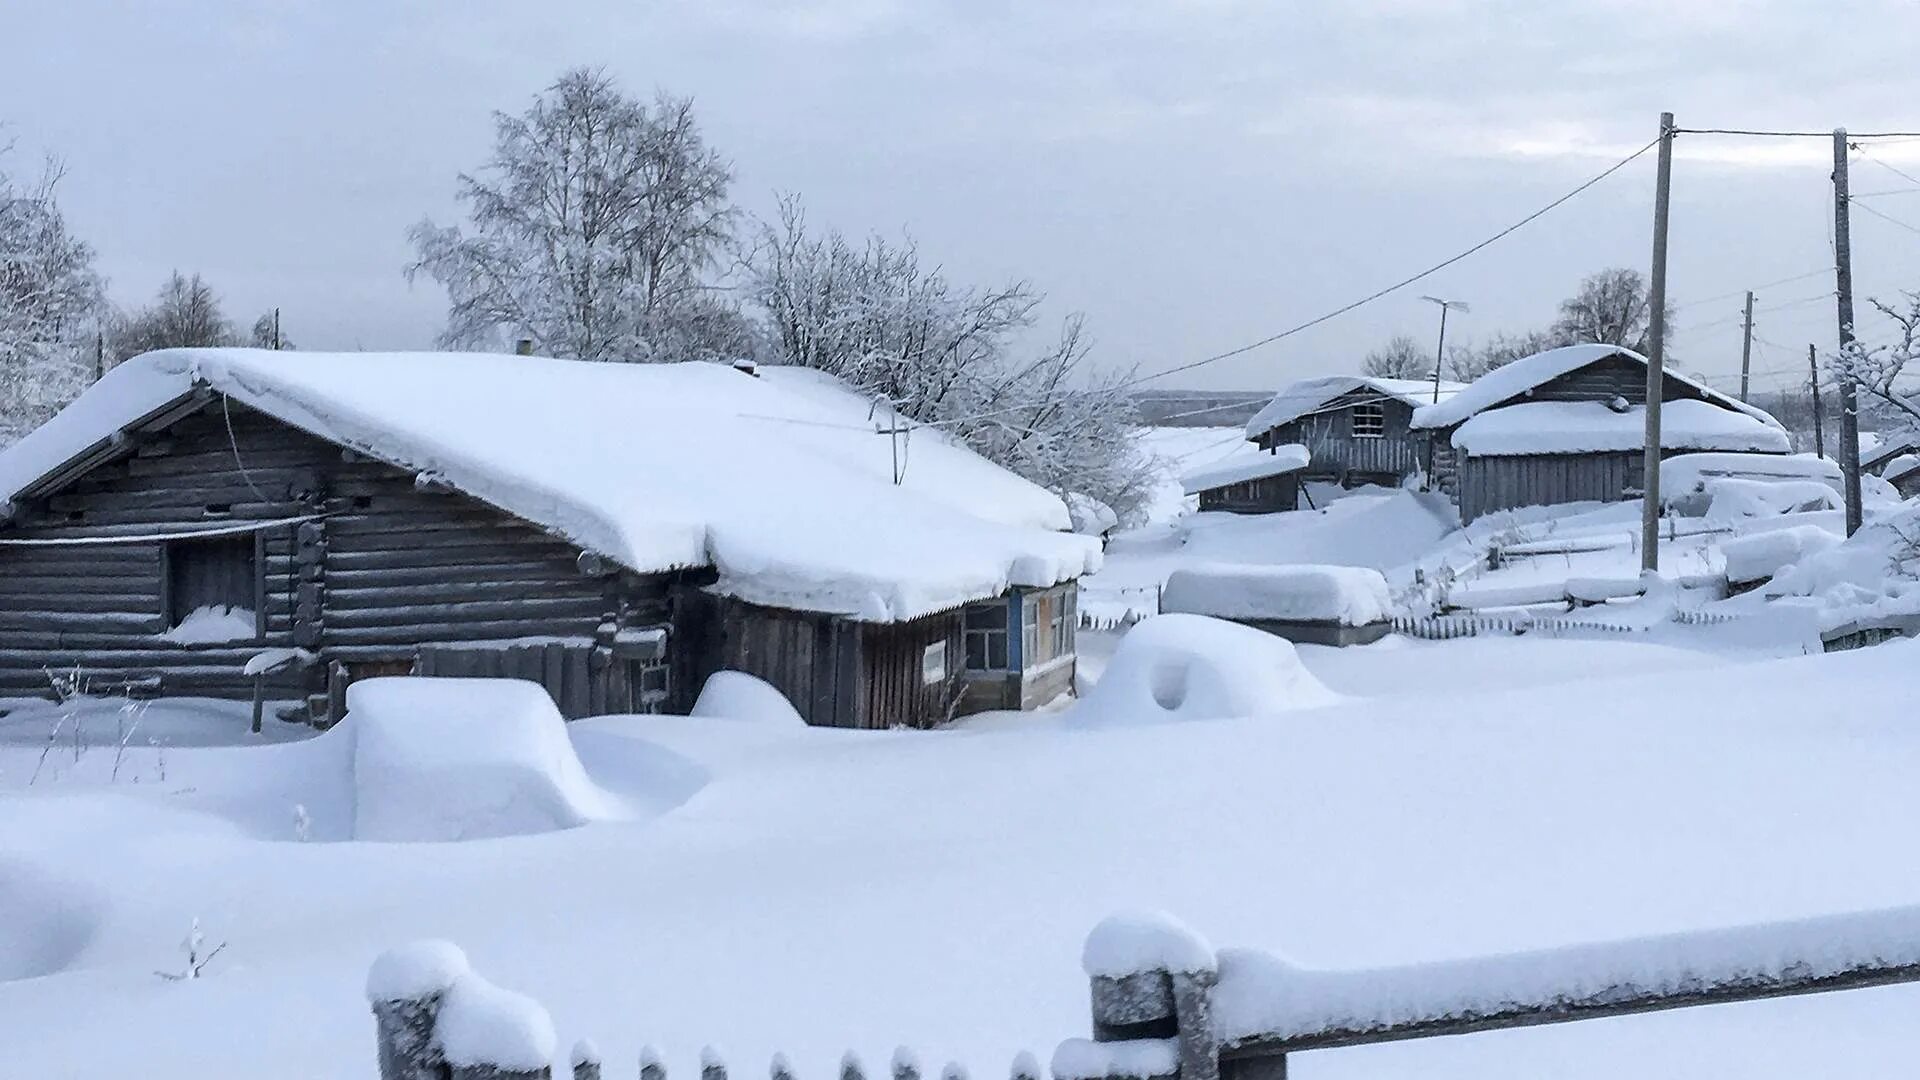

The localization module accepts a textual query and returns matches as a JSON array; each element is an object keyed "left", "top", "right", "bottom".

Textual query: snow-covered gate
[{"left": 367, "top": 904, "right": 1920, "bottom": 1079}]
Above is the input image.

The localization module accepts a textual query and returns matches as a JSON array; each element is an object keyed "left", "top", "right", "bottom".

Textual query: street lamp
[{"left": 1419, "top": 295, "right": 1470, "bottom": 402}]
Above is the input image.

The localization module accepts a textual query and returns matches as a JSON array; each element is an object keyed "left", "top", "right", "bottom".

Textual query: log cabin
[
  {"left": 0, "top": 349, "right": 1101, "bottom": 729},
  {"left": 1410, "top": 344, "right": 1793, "bottom": 523},
  {"left": 1180, "top": 443, "right": 1310, "bottom": 514},
  {"left": 1244, "top": 376, "right": 1468, "bottom": 490}
]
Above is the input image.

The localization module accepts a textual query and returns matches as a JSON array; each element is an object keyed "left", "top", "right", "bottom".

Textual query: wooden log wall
[
  {"left": 1457, "top": 451, "right": 1644, "bottom": 522},
  {"left": 0, "top": 400, "right": 678, "bottom": 713},
  {"left": 858, "top": 611, "right": 964, "bottom": 731}
]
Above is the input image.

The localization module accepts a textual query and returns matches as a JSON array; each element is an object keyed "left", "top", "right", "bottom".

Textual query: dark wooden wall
[
  {"left": 1255, "top": 392, "right": 1423, "bottom": 483},
  {"left": 1197, "top": 473, "right": 1298, "bottom": 514},
  {"left": 1457, "top": 452, "right": 1646, "bottom": 522},
  {"left": 0, "top": 400, "right": 676, "bottom": 713},
  {"left": 858, "top": 612, "right": 964, "bottom": 730}
]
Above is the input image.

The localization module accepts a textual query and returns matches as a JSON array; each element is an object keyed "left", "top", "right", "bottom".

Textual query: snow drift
[
  {"left": 690, "top": 671, "right": 805, "bottom": 726},
  {"left": 346, "top": 678, "right": 626, "bottom": 842},
  {"left": 1722, "top": 525, "right": 1843, "bottom": 586},
  {"left": 1072, "top": 614, "right": 1338, "bottom": 724}
]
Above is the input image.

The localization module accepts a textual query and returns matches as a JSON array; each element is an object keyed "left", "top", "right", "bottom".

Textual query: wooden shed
[
  {"left": 1179, "top": 444, "right": 1310, "bottom": 514},
  {"left": 1244, "top": 376, "right": 1467, "bottom": 488},
  {"left": 0, "top": 349, "right": 1098, "bottom": 731},
  {"left": 1410, "top": 344, "right": 1793, "bottom": 523}
]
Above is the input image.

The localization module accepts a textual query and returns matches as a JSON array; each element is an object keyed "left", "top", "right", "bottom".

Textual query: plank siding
[
  {"left": 858, "top": 612, "right": 965, "bottom": 730},
  {"left": 1197, "top": 473, "right": 1297, "bottom": 514},
  {"left": 1458, "top": 452, "right": 1645, "bottom": 522},
  {"left": 1255, "top": 392, "right": 1425, "bottom": 484}
]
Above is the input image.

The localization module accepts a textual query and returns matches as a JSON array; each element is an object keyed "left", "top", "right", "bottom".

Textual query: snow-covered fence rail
[
  {"left": 1388, "top": 613, "right": 1642, "bottom": 640},
  {"left": 368, "top": 941, "right": 1041, "bottom": 1080},
  {"left": 1056, "top": 908, "right": 1920, "bottom": 1080}
]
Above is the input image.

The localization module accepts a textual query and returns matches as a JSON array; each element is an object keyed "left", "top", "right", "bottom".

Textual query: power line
[
  {"left": 1851, "top": 197, "right": 1920, "bottom": 239},
  {"left": 1673, "top": 268, "right": 1832, "bottom": 311},
  {"left": 1861, "top": 153, "right": 1920, "bottom": 189},
  {"left": 1675, "top": 127, "right": 1920, "bottom": 138},
  {"left": 1118, "top": 134, "right": 1664, "bottom": 389}
]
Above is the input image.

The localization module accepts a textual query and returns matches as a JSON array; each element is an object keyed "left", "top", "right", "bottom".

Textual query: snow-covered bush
[
  {"left": 1723, "top": 525, "right": 1843, "bottom": 586},
  {"left": 1765, "top": 506, "right": 1920, "bottom": 630},
  {"left": 690, "top": 671, "right": 805, "bottom": 726},
  {"left": 1073, "top": 614, "right": 1338, "bottom": 724}
]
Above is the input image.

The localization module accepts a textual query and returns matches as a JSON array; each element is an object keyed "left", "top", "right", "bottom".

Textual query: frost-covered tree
[
  {"left": 111, "top": 271, "right": 236, "bottom": 363},
  {"left": 750, "top": 197, "right": 1153, "bottom": 522},
  {"left": 248, "top": 312, "right": 293, "bottom": 350},
  {"left": 1361, "top": 334, "right": 1429, "bottom": 379},
  {"left": 1445, "top": 328, "right": 1558, "bottom": 381},
  {"left": 1824, "top": 292, "right": 1920, "bottom": 438},
  {"left": 0, "top": 150, "right": 104, "bottom": 444},
  {"left": 408, "top": 68, "right": 747, "bottom": 363},
  {"left": 1548, "top": 267, "right": 1674, "bottom": 355}
]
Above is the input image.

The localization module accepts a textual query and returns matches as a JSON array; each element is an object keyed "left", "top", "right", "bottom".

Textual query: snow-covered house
[
  {"left": 1180, "top": 444, "right": 1311, "bottom": 514},
  {"left": 1244, "top": 376, "right": 1467, "bottom": 489},
  {"left": 1410, "top": 344, "right": 1792, "bottom": 523},
  {"left": 1861, "top": 433, "right": 1920, "bottom": 478},
  {"left": 0, "top": 350, "right": 1100, "bottom": 728}
]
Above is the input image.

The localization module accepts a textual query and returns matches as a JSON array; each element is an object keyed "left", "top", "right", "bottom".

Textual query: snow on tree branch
[
  {"left": 406, "top": 69, "right": 753, "bottom": 364},
  {"left": 0, "top": 143, "right": 105, "bottom": 445}
]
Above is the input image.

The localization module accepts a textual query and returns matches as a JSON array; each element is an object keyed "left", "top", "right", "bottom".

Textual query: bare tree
[
  {"left": 1827, "top": 292, "right": 1920, "bottom": 432},
  {"left": 1548, "top": 267, "right": 1674, "bottom": 354},
  {"left": 407, "top": 68, "right": 747, "bottom": 363},
  {"left": 111, "top": 271, "right": 236, "bottom": 362},
  {"left": 248, "top": 312, "right": 293, "bottom": 350},
  {"left": 750, "top": 196, "right": 1154, "bottom": 523},
  {"left": 0, "top": 146, "right": 104, "bottom": 444},
  {"left": 1361, "top": 334, "right": 1429, "bottom": 379},
  {"left": 1445, "top": 328, "right": 1559, "bottom": 381}
]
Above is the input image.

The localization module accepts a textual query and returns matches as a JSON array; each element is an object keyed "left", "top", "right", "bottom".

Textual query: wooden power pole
[
  {"left": 1641, "top": 112, "right": 1676, "bottom": 573},
  {"left": 1833, "top": 128, "right": 1865, "bottom": 536},
  {"left": 1809, "top": 343, "right": 1826, "bottom": 459},
  {"left": 1738, "top": 290, "right": 1754, "bottom": 401}
]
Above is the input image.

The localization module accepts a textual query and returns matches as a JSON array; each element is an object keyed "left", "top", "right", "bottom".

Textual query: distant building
[
  {"left": 1411, "top": 344, "right": 1792, "bottom": 522},
  {"left": 0, "top": 349, "right": 1099, "bottom": 729},
  {"left": 1244, "top": 376, "right": 1467, "bottom": 489},
  {"left": 1181, "top": 444, "right": 1310, "bottom": 514}
]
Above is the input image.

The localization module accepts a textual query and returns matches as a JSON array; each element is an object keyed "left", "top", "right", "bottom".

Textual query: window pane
[
  {"left": 965, "top": 634, "right": 986, "bottom": 669},
  {"left": 988, "top": 631, "right": 1008, "bottom": 669},
  {"left": 965, "top": 603, "right": 1007, "bottom": 631}
]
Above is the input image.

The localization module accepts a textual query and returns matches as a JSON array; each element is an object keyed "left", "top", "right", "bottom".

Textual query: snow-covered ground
[{"left": 4, "top": 622, "right": 1919, "bottom": 1079}]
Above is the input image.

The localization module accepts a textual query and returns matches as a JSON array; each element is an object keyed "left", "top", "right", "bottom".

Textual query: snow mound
[
  {"left": 0, "top": 862, "right": 102, "bottom": 983},
  {"left": 162, "top": 604, "right": 256, "bottom": 644},
  {"left": 1066, "top": 492, "right": 1120, "bottom": 537},
  {"left": 346, "top": 678, "right": 626, "bottom": 842},
  {"left": 1160, "top": 564, "right": 1391, "bottom": 625},
  {"left": 436, "top": 969, "right": 557, "bottom": 1071},
  {"left": 1723, "top": 525, "right": 1843, "bottom": 585},
  {"left": 1663, "top": 452, "right": 1841, "bottom": 509},
  {"left": 689, "top": 671, "right": 805, "bottom": 726},
  {"left": 1703, "top": 478, "right": 1842, "bottom": 522},
  {"left": 1073, "top": 614, "right": 1338, "bottom": 724},
  {"left": 1766, "top": 506, "right": 1920, "bottom": 631},
  {"left": 1083, "top": 911, "right": 1217, "bottom": 977}
]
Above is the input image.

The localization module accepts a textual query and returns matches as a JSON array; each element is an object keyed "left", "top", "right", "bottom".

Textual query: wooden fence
[{"left": 371, "top": 903, "right": 1920, "bottom": 1079}]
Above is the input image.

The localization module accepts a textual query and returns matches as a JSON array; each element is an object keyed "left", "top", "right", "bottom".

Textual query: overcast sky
[{"left": 10, "top": 1, "right": 1920, "bottom": 396}]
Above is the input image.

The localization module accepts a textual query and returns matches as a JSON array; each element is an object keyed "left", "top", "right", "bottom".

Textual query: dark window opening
[
  {"left": 204, "top": 503, "right": 232, "bottom": 517},
  {"left": 964, "top": 601, "right": 1010, "bottom": 671},
  {"left": 352, "top": 496, "right": 373, "bottom": 510},
  {"left": 165, "top": 534, "right": 259, "bottom": 639},
  {"left": 1351, "top": 402, "right": 1386, "bottom": 438},
  {"left": 65, "top": 510, "right": 84, "bottom": 523}
]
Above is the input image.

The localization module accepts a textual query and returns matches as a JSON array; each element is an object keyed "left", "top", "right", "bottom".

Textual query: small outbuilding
[
  {"left": 1411, "top": 344, "right": 1792, "bottom": 522},
  {"left": 1159, "top": 563, "right": 1394, "bottom": 646},
  {"left": 1244, "top": 376, "right": 1467, "bottom": 488},
  {"left": 1885, "top": 455, "right": 1920, "bottom": 499},
  {"left": 1180, "top": 444, "right": 1310, "bottom": 514},
  {"left": 0, "top": 349, "right": 1102, "bottom": 730}
]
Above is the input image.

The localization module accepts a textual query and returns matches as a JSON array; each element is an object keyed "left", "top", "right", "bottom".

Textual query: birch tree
[
  {"left": 0, "top": 150, "right": 104, "bottom": 444},
  {"left": 750, "top": 197, "right": 1153, "bottom": 522},
  {"left": 408, "top": 68, "right": 749, "bottom": 363},
  {"left": 111, "top": 271, "right": 236, "bottom": 362}
]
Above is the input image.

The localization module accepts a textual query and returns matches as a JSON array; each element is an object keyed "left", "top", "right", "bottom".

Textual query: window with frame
[
  {"left": 165, "top": 533, "right": 260, "bottom": 640},
  {"left": 1022, "top": 596, "right": 1041, "bottom": 666},
  {"left": 1050, "top": 590, "right": 1072, "bottom": 657},
  {"left": 963, "top": 602, "right": 1009, "bottom": 671},
  {"left": 1351, "top": 402, "right": 1386, "bottom": 438}
]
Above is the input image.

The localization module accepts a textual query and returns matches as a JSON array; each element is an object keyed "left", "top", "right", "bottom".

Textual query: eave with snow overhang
[
  {"left": 0, "top": 349, "right": 1100, "bottom": 729},
  {"left": 1413, "top": 343, "right": 1794, "bottom": 523},
  {"left": 1182, "top": 444, "right": 1311, "bottom": 515}
]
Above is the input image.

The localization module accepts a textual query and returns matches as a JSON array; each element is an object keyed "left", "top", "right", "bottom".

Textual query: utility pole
[
  {"left": 272, "top": 307, "right": 282, "bottom": 351},
  {"left": 1641, "top": 111, "right": 1676, "bottom": 573},
  {"left": 1738, "top": 290, "right": 1754, "bottom": 401},
  {"left": 1809, "top": 344, "right": 1825, "bottom": 459},
  {"left": 1419, "top": 295, "right": 1469, "bottom": 402},
  {"left": 1833, "top": 128, "right": 1864, "bottom": 536},
  {"left": 93, "top": 331, "right": 104, "bottom": 382}
]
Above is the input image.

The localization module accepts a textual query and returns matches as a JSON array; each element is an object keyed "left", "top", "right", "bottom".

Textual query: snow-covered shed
[
  {"left": 1180, "top": 444, "right": 1311, "bottom": 514},
  {"left": 1409, "top": 344, "right": 1791, "bottom": 522},
  {"left": 0, "top": 349, "right": 1101, "bottom": 728},
  {"left": 1862, "top": 432, "right": 1920, "bottom": 478},
  {"left": 1244, "top": 375, "right": 1467, "bottom": 488}
]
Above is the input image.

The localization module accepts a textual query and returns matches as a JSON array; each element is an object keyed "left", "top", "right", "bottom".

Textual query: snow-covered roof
[
  {"left": 1886, "top": 453, "right": 1920, "bottom": 482},
  {"left": 1180, "top": 444, "right": 1311, "bottom": 494},
  {"left": 1409, "top": 344, "right": 1785, "bottom": 432},
  {"left": 1451, "top": 400, "right": 1793, "bottom": 457},
  {"left": 1245, "top": 376, "right": 1466, "bottom": 437},
  {"left": 0, "top": 349, "right": 1101, "bottom": 622}
]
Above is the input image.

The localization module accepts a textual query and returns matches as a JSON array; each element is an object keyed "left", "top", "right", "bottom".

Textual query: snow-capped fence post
[
  {"left": 572, "top": 1041, "right": 603, "bottom": 1080},
  {"left": 1060, "top": 913, "right": 1226, "bottom": 1080},
  {"left": 702, "top": 1046, "right": 730, "bottom": 1080},
  {"left": 890, "top": 1047, "right": 921, "bottom": 1080},
  {"left": 367, "top": 941, "right": 468, "bottom": 1080},
  {"left": 642, "top": 1046, "right": 668, "bottom": 1080}
]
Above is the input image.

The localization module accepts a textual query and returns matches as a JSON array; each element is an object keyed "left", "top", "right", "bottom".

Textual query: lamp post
[{"left": 1419, "top": 296, "right": 1470, "bottom": 402}]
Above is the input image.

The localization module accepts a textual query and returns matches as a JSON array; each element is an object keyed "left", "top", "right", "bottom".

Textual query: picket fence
[{"left": 371, "top": 904, "right": 1920, "bottom": 1080}]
